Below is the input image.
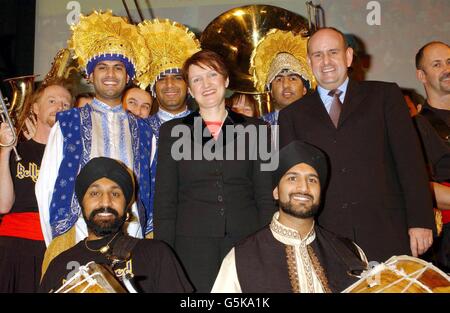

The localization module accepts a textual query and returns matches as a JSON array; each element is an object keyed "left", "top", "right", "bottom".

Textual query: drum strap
[
  {"left": 110, "top": 235, "right": 140, "bottom": 260},
  {"left": 106, "top": 234, "right": 140, "bottom": 281}
]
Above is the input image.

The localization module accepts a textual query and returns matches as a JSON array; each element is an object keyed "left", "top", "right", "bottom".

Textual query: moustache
[
  {"left": 440, "top": 72, "right": 450, "bottom": 81},
  {"left": 89, "top": 207, "right": 119, "bottom": 220}
]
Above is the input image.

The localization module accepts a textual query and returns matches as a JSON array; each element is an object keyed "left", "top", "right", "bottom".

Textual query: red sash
[
  {"left": 0, "top": 212, "right": 44, "bottom": 241},
  {"left": 441, "top": 182, "right": 450, "bottom": 225}
]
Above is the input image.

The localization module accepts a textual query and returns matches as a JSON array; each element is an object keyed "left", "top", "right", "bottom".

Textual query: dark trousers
[
  {"left": 0, "top": 236, "right": 46, "bottom": 293},
  {"left": 174, "top": 235, "right": 240, "bottom": 293}
]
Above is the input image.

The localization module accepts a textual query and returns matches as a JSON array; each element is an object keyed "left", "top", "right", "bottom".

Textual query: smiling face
[
  {"left": 270, "top": 73, "right": 307, "bottom": 109},
  {"left": 154, "top": 73, "right": 188, "bottom": 114},
  {"left": 89, "top": 60, "right": 129, "bottom": 107},
  {"left": 417, "top": 42, "right": 450, "bottom": 98},
  {"left": 124, "top": 87, "right": 153, "bottom": 118},
  {"left": 231, "top": 94, "right": 255, "bottom": 117},
  {"left": 81, "top": 177, "right": 127, "bottom": 237},
  {"left": 33, "top": 85, "right": 72, "bottom": 128},
  {"left": 273, "top": 163, "right": 321, "bottom": 220},
  {"left": 307, "top": 28, "right": 353, "bottom": 90},
  {"left": 187, "top": 63, "right": 229, "bottom": 110}
]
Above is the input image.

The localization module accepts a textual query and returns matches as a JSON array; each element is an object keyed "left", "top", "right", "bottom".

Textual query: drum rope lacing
[
  {"left": 365, "top": 261, "right": 434, "bottom": 293},
  {"left": 54, "top": 264, "right": 103, "bottom": 293}
]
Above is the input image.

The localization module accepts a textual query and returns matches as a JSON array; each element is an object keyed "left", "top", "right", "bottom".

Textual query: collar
[
  {"left": 270, "top": 212, "right": 316, "bottom": 246},
  {"left": 181, "top": 107, "right": 247, "bottom": 126},
  {"left": 317, "top": 77, "right": 349, "bottom": 101},
  {"left": 91, "top": 97, "right": 124, "bottom": 114},
  {"left": 157, "top": 107, "right": 190, "bottom": 123}
]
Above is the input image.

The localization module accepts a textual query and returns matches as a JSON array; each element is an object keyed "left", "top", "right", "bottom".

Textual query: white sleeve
[
  {"left": 36, "top": 122, "right": 64, "bottom": 246},
  {"left": 211, "top": 248, "right": 242, "bottom": 293},
  {"left": 150, "top": 134, "right": 157, "bottom": 165}
]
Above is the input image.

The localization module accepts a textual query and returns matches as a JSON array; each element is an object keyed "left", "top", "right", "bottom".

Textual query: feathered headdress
[
  {"left": 250, "top": 29, "right": 316, "bottom": 93},
  {"left": 68, "top": 10, "right": 150, "bottom": 79},
  {"left": 136, "top": 18, "right": 201, "bottom": 92}
]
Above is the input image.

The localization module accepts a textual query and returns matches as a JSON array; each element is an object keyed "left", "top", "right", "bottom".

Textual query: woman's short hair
[{"left": 182, "top": 50, "right": 229, "bottom": 83}]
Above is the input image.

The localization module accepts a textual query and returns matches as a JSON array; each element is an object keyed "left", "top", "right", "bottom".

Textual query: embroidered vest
[{"left": 235, "top": 226, "right": 366, "bottom": 293}]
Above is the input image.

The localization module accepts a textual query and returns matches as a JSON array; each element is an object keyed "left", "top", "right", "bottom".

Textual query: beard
[
  {"left": 82, "top": 207, "right": 126, "bottom": 237},
  {"left": 279, "top": 192, "right": 320, "bottom": 219}
]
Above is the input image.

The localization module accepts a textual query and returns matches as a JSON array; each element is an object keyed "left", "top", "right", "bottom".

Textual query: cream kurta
[{"left": 212, "top": 212, "right": 325, "bottom": 293}]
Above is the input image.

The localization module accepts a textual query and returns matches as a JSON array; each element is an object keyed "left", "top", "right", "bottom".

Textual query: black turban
[
  {"left": 75, "top": 157, "right": 135, "bottom": 207},
  {"left": 272, "top": 141, "right": 328, "bottom": 190}
]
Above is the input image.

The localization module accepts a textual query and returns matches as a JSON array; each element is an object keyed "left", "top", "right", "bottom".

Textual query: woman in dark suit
[{"left": 153, "top": 50, "right": 275, "bottom": 292}]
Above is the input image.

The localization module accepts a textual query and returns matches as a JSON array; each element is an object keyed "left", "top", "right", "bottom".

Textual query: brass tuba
[
  {"left": 2, "top": 75, "right": 37, "bottom": 157},
  {"left": 200, "top": 5, "right": 311, "bottom": 114},
  {"left": 3, "top": 75, "right": 37, "bottom": 125},
  {"left": 43, "top": 48, "right": 79, "bottom": 84}
]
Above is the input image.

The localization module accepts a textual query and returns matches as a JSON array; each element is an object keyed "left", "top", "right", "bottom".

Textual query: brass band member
[
  {"left": 250, "top": 29, "right": 316, "bottom": 126},
  {"left": 135, "top": 19, "right": 201, "bottom": 236},
  {"left": 414, "top": 41, "right": 450, "bottom": 270},
  {"left": 0, "top": 80, "right": 73, "bottom": 292},
  {"left": 36, "top": 11, "right": 153, "bottom": 251}
]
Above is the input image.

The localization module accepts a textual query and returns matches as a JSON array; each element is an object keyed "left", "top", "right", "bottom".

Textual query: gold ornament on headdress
[
  {"left": 250, "top": 29, "right": 316, "bottom": 93},
  {"left": 136, "top": 18, "right": 201, "bottom": 90},
  {"left": 68, "top": 10, "right": 150, "bottom": 78}
]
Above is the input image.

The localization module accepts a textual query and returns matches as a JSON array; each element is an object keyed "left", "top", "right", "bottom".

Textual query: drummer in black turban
[
  {"left": 40, "top": 157, "right": 194, "bottom": 293},
  {"left": 212, "top": 141, "right": 368, "bottom": 293},
  {"left": 75, "top": 157, "right": 135, "bottom": 238}
]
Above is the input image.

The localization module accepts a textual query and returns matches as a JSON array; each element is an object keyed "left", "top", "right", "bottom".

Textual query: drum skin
[
  {"left": 55, "top": 262, "right": 126, "bottom": 293},
  {"left": 343, "top": 255, "right": 450, "bottom": 293}
]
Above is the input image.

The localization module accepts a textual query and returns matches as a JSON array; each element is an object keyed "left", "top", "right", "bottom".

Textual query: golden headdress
[
  {"left": 68, "top": 10, "right": 150, "bottom": 79},
  {"left": 250, "top": 29, "right": 316, "bottom": 93},
  {"left": 136, "top": 18, "right": 201, "bottom": 91}
]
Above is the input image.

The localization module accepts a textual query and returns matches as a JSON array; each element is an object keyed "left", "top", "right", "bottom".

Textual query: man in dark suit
[{"left": 278, "top": 27, "right": 435, "bottom": 262}]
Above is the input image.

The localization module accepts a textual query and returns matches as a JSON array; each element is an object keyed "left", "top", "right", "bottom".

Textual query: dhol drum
[
  {"left": 54, "top": 261, "right": 127, "bottom": 293},
  {"left": 343, "top": 255, "right": 450, "bottom": 293}
]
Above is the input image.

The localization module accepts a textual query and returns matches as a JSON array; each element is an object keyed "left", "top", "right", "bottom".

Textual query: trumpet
[{"left": 0, "top": 89, "right": 22, "bottom": 161}]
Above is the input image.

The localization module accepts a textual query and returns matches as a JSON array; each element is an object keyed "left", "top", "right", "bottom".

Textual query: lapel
[
  {"left": 339, "top": 79, "right": 368, "bottom": 127},
  {"left": 304, "top": 79, "right": 368, "bottom": 129},
  {"left": 303, "top": 91, "right": 335, "bottom": 129},
  {"left": 181, "top": 108, "right": 246, "bottom": 147}
]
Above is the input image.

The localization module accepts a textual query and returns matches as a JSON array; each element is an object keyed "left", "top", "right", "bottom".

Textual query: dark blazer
[
  {"left": 154, "top": 108, "right": 276, "bottom": 247},
  {"left": 279, "top": 79, "right": 435, "bottom": 262}
]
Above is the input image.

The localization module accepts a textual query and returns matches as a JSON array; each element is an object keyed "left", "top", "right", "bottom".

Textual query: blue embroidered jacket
[{"left": 49, "top": 104, "right": 152, "bottom": 238}]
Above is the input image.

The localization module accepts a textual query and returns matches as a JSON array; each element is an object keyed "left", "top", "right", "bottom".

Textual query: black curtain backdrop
[{"left": 0, "top": 0, "right": 36, "bottom": 98}]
